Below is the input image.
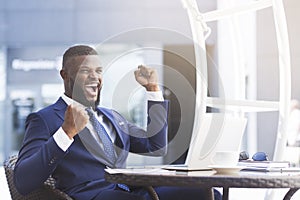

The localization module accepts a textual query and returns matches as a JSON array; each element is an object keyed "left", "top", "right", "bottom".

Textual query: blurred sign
[{"left": 12, "top": 57, "right": 62, "bottom": 71}]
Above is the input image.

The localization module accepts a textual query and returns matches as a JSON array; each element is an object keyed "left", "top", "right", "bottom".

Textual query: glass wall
[
  {"left": 4, "top": 46, "right": 66, "bottom": 157},
  {"left": 0, "top": 44, "right": 164, "bottom": 165},
  {"left": 0, "top": 46, "right": 7, "bottom": 162}
]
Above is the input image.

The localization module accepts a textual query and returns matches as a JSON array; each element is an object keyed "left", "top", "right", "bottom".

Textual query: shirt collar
[
  {"left": 61, "top": 93, "right": 74, "bottom": 106},
  {"left": 61, "top": 94, "right": 99, "bottom": 114}
]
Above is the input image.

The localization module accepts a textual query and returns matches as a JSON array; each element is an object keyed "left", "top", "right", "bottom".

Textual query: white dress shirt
[{"left": 53, "top": 91, "right": 164, "bottom": 152}]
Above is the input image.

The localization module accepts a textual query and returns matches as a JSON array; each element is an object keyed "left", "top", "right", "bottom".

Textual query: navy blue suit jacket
[{"left": 14, "top": 97, "right": 169, "bottom": 199}]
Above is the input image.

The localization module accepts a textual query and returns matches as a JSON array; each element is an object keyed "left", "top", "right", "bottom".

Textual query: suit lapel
[
  {"left": 98, "top": 107, "right": 128, "bottom": 164},
  {"left": 52, "top": 99, "right": 128, "bottom": 167},
  {"left": 78, "top": 127, "right": 115, "bottom": 167},
  {"left": 52, "top": 98, "right": 115, "bottom": 166},
  {"left": 53, "top": 97, "right": 67, "bottom": 120},
  {"left": 98, "top": 108, "right": 127, "bottom": 147}
]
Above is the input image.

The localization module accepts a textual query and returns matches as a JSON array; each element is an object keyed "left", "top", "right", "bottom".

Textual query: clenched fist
[
  {"left": 62, "top": 103, "right": 89, "bottom": 139},
  {"left": 134, "top": 65, "right": 160, "bottom": 91}
]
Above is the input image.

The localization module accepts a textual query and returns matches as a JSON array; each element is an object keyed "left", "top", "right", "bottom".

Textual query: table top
[{"left": 104, "top": 167, "right": 300, "bottom": 189}]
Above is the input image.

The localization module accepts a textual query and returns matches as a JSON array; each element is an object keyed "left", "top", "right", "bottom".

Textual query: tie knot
[{"left": 86, "top": 108, "right": 95, "bottom": 117}]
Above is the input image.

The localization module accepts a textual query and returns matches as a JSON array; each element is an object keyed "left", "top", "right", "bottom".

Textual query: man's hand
[
  {"left": 134, "top": 65, "right": 160, "bottom": 91},
  {"left": 62, "top": 103, "right": 89, "bottom": 139}
]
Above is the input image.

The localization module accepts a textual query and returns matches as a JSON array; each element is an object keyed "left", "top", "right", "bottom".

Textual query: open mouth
[{"left": 85, "top": 82, "right": 100, "bottom": 97}]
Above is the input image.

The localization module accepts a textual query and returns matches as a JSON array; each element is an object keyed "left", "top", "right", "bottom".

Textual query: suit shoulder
[
  {"left": 33, "top": 98, "right": 66, "bottom": 117},
  {"left": 99, "top": 106, "right": 120, "bottom": 115},
  {"left": 99, "top": 107, "right": 126, "bottom": 121}
]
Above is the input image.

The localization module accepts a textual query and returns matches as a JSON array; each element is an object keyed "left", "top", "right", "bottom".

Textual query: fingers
[
  {"left": 70, "top": 102, "right": 88, "bottom": 116},
  {"left": 62, "top": 103, "right": 89, "bottom": 138},
  {"left": 68, "top": 103, "right": 89, "bottom": 123},
  {"left": 135, "top": 65, "right": 158, "bottom": 81},
  {"left": 134, "top": 65, "right": 160, "bottom": 91},
  {"left": 136, "top": 65, "right": 152, "bottom": 78}
]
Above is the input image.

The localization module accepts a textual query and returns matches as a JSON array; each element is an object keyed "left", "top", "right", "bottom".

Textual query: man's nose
[{"left": 88, "top": 70, "right": 99, "bottom": 78}]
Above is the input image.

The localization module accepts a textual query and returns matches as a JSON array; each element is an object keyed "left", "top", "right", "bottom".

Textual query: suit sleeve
[
  {"left": 14, "top": 113, "right": 67, "bottom": 195},
  {"left": 129, "top": 100, "right": 169, "bottom": 156}
]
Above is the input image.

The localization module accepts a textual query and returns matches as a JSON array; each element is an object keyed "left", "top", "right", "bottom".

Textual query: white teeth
[{"left": 86, "top": 84, "right": 98, "bottom": 87}]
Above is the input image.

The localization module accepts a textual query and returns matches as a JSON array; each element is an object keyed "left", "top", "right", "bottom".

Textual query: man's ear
[{"left": 60, "top": 69, "right": 67, "bottom": 79}]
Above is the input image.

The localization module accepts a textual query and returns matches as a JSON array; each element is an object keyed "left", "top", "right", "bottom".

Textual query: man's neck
[{"left": 61, "top": 94, "right": 98, "bottom": 110}]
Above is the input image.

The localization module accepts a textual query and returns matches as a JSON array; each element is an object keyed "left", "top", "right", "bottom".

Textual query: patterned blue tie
[
  {"left": 86, "top": 108, "right": 130, "bottom": 192},
  {"left": 86, "top": 108, "right": 116, "bottom": 163}
]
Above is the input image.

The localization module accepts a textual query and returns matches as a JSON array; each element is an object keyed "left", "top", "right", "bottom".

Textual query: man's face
[{"left": 64, "top": 55, "right": 103, "bottom": 107}]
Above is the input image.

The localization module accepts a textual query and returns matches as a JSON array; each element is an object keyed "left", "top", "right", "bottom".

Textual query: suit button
[{"left": 48, "top": 158, "right": 56, "bottom": 166}]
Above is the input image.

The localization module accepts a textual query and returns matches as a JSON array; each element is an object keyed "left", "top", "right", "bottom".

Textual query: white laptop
[{"left": 163, "top": 113, "right": 247, "bottom": 171}]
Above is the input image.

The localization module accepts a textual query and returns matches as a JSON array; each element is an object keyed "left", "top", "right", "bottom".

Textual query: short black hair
[{"left": 62, "top": 45, "right": 98, "bottom": 68}]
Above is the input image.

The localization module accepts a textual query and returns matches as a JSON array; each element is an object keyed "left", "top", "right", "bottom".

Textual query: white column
[{"left": 217, "top": 0, "right": 257, "bottom": 153}]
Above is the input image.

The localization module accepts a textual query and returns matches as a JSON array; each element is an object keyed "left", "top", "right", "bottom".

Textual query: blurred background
[{"left": 0, "top": 0, "right": 300, "bottom": 167}]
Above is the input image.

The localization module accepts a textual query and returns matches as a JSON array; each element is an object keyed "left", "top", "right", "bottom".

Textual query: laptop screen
[{"left": 185, "top": 113, "right": 247, "bottom": 169}]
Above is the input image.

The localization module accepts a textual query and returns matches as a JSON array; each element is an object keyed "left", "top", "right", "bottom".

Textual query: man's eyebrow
[
  {"left": 79, "top": 65, "right": 102, "bottom": 68},
  {"left": 79, "top": 66, "right": 89, "bottom": 69},
  {"left": 78, "top": 66, "right": 103, "bottom": 72}
]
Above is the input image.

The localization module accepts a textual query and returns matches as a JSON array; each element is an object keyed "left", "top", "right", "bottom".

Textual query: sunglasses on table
[{"left": 239, "top": 151, "right": 268, "bottom": 161}]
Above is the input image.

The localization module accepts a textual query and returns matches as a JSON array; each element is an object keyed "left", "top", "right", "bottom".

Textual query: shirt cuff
[
  {"left": 146, "top": 91, "right": 164, "bottom": 101},
  {"left": 53, "top": 127, "right": 74, "bottom": 152}
]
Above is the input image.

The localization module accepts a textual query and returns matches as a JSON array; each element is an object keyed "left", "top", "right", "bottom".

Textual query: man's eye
[
  {"left": 96, "top": 69, "right": 103, "bottom": 74},
  {"left": 80, "top": 69, "right": 89, "bottom": 73}
]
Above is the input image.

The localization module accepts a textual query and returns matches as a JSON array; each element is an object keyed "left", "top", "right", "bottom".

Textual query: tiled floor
[{"left": 0, "top": 166, "right": 299, "bottom": 200}]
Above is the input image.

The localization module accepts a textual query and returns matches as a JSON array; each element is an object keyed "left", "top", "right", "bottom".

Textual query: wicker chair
[
  {"left": 3, "top": 155, "right": 73, "bottom": 200},
  {"left": 4, "top": 155, "right": 159, "bottom": 200}
]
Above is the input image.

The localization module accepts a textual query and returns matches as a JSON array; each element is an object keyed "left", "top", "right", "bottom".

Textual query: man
[{"left": 14, "top": 45, "right": 221, "bottom": 200}]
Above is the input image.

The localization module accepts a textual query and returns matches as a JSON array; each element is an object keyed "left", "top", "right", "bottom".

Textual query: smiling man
[
  {"left": 13, "top": 45, "right": 221, "bottom": 200},
  {"left": 61, "top": 49, "right": 103, "bottom": 109}
]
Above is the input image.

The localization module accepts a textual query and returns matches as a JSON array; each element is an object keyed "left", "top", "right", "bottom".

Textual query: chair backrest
[{"left": 3, "top": 155, "right": 73, "bottom": 200}]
